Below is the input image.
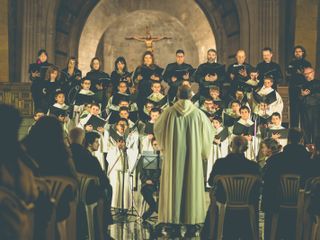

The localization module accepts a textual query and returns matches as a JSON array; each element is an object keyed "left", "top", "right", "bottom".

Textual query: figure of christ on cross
[{"left": 125, "top": 26, "right": 171, "bottom": 52}]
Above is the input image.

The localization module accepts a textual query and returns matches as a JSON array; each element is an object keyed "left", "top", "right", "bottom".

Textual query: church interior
[{"left": 0, "top": 0, "right": 320, "bottom": 239}]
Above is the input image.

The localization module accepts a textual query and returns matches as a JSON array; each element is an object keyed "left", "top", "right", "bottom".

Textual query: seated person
[
  {"left": 262, "top": 128, "right": 312, "bottom": 239},
  {"left": 70, "top": 129, "right": 113, "bottom": 225},
  {"left": 140, "top": 138, "right": 162, "bottom": 221},
  {"left": 202, "top": 136, "right": 260, "bottom": 239},
  {"left": 28, "top": 108, "right": 45, "bottom": 132},
  {"left": 0, "top": 104, "right": 39, "bottom": 240}
]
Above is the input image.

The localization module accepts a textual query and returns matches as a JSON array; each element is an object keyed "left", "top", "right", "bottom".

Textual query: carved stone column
[
  {"left": 258, "top": 0, "right": 280, "bottom": 62},
  {"left": 19, "top": 0, "right": 58, "bottom": 82}
]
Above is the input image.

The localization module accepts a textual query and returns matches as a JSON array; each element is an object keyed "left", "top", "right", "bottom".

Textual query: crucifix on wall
[{"left": 125, "top": 26, "right": 172, "bottom": 52}]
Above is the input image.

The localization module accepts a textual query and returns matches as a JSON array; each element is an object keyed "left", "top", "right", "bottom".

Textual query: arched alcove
[
  {"left": 77, "top": 0, "right": 216, "bottom": 74},
  {"left": 54, "top": 0, "right": 244, "bottom": 73}
]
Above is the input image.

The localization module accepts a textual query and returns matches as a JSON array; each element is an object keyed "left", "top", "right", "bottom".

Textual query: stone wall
[
  {"left": 295, "top": 0, "right": 319, "bottom": 68},
  {"left": 78, "top": 0, "right": 216, "bottom": 75},
  {"left": 0, "top": 0, "right": 9, "bottom": 82}
]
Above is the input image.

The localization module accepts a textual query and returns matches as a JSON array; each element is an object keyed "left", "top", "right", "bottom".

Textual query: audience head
[
  {"left": 260, "top": 138, "right": 282, "bottom": 157},
  {"left": 37, "top": 49, "right": 48, "bottom": 63},
  {"left": 81, "top": 78, "right": 91, "bottom": 90},
  {"left": 304, "top": 67, "right": 315, "bottom": 81},
  {"left": 176, "top": 49, "right": 185, "bottom": 64},
  {"left": 262, "top": 47, "right": 273, "bottom": 63},
  {"left": 69, "top": 128, "right": 85, "bottom": 145},
  {"left": 0, "top": 104, "right": 23, "bottom": 177},
  {"left": 177, "top": 85, "right": 192, "bottom": 100},
  {"left": 0, "top": 104, "right": 22, "bottom": 146},
  {"left": 114, "top": 56, "right": 128, "bottom": 72},
  {"left": 287, "top": 128, "right": 304, "bottom": 145},
  {"left": 207, "top": 49, "right": 217, "bottom": 63},
  {"left": 84, "top": 131, "right": 101, "bottom": 152},
  {"left": 231, "top": 136, "right": 248, "bottom": 154},
  {"left": 27, "top": 116, "right": 64, "bottom": 146},
  {"left": 293, "top": 45, "right": 306, "bottom": 59},
  {"left": 33, "top": 109, "right": 45, "bottom": 122},
  {"left": 90, "top": 57, "right": 101, "bottom": 71}
]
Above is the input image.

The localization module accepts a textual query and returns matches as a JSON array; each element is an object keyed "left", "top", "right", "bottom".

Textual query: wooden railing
[{"left": 0, "top": 82, "right": 34, "bottom": 117}]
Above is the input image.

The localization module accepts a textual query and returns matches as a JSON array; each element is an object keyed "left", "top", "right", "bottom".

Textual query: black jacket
[
  {"left": 208, "top": 153, "right": 260, "bottom": 202},
  {"left": 262, "top": 144, "right": 312, "bottom": 212}
]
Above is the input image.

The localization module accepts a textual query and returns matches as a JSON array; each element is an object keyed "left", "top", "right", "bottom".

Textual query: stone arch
[{"left": 54, "top": 0, "right": 244, "bottom": 73}]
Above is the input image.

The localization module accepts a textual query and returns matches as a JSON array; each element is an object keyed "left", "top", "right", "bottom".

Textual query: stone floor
[{"left": 108, "top": 192, "right": 265, "bottom": 240}]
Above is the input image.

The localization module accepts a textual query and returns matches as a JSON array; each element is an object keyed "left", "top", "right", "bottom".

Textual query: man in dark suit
[
  {"left": 262, "top": 128, "right": 312, "bottom": 239},
  {"left": 69, "top": 128, "right": 113, "bottom": 226},
  {"left": 202, "top": 136, "right": 260, "bottom": 240}
]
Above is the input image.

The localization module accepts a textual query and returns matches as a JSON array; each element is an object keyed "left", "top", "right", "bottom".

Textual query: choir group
[{"left": 27, "top": 46, "right": 319, "bottom": 215}]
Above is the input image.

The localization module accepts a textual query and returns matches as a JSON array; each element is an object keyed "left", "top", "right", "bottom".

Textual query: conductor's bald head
[
  {"left": 178, "top": 85, "right": 192, "bottom": 100},
  {"left": 231, "top": 136, "right": 248, "bottom": 154}
]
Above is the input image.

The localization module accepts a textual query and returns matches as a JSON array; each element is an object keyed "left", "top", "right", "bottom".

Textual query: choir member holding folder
[
  {"left": 231, "top": 106, "right": 258, "bottom": 160},
  {"left": 163, "top": 49, "right": 195, "bottom": 102}
]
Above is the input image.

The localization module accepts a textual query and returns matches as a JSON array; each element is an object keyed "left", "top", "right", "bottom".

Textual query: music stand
[
  {"left": 141, "top": 151, "right": 162, "bottom": 170},
  {"left": 139, "top": 151, "right": 162, "bottom": 222}
]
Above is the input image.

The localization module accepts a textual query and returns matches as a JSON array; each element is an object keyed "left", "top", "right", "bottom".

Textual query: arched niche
[
  {"left": 54, "top": 0, "right": 244, "bottom": 73},
  {"left": 77, "top": 0, "right": 216, "bottom": 74}
]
